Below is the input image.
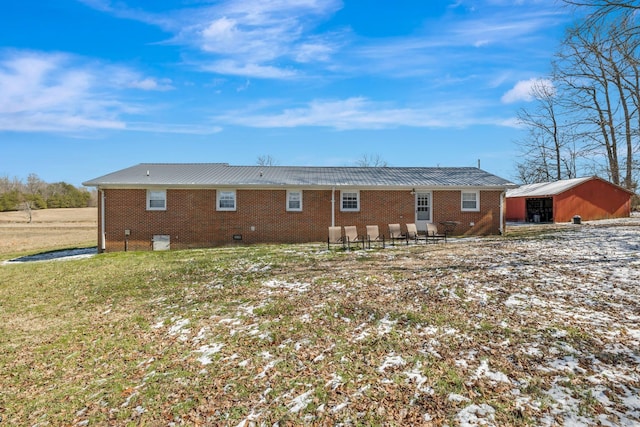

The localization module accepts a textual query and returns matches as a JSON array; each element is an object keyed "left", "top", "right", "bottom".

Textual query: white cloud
[
  {"left": 83, "top": 0, "right": 343, "bottom": 79},
  {"left": 294, "top": 39, "right": 336, "bottom": 63},
  {"left": 127, "top": 77, "right": 174, "bottom": 91},
  {"left": 501, "top": 78, "right": 554, "bottom": 104},
  {"left": 213, "top": 97, "right": 511, "bottom": 130},
  {"left": 201, "top": 60, "right": 298, "bottom": 79},
  {"left": 80, "top": 0, "right": 566, "bottom": 84},
  {"left": 125, "top": 122, "right": 222, "bottom": 135},
  {"left": 190, "top": 0, "right": 342, "bottom": 75},
  {"left": 0, "top": 51, "right": 122, "bottom": 131},
  {"left": 0, "top": 50, "right": 195, "bottom": 134}
]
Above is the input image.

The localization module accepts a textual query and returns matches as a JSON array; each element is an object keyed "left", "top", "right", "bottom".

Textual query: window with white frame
[
  {"left": 341, "top": 190, "right": 360, "bottom": 212},
  {"left": 147, "top": 189, "right": 166, "bottom": 210},
  {"left": 217, "top": 190, "right": 236, "bottom": 211},
  {"left": 286, "top": 190, "right": 302, "bottom": 212},
  {"left": 461, "top": 190, "right": 480, "bottom": 211}
]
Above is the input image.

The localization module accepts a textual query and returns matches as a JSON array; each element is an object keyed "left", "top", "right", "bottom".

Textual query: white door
[
  {"left": 415, "top": 192, "right": 432, "bottom": 231},
  {"left": 152, "top": 235, "right": 170, "bottom": 251}
]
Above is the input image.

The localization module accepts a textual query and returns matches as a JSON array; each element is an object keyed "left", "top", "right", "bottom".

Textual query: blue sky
[{"left": 1, "top": 0, "right": 575, "bottom": 186}]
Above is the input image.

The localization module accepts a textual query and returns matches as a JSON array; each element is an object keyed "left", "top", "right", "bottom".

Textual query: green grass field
[{"left": 1, "top": 218, "right": 639, "bottom": 426}]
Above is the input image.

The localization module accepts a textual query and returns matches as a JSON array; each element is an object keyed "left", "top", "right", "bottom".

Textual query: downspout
[
  {"left": 331, "top": 186, "right": 335, "bottom": 227},
  {"left": 100, "top": 189, "right": 106, "bottom": 252},
  {"left": 499, "top": 191, "right": 505, "bottom": 235}
]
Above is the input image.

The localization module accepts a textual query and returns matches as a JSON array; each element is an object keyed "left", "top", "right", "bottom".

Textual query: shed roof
[
  {"left": 83, "top": 163, "right": 516, "bottom": 189},
  {"left": 504, "top": 176, "right": 632, "bottom": 198}
]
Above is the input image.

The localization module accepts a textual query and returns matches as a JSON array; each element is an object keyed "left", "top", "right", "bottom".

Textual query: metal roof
[
  {"left": 506, "top": 177, "right": 595, "bottom": 198},
  {"left": 83, "top": 163, "right": 516, "bottom": 189}
]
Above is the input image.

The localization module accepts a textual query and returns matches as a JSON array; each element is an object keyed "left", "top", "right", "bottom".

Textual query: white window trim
[
  {"left": 147, "top": 189, "right": 166, "bottom": 211},
  {"left": 217, "top": 189, "right": 237, "bottom": 211},
  {"left": 340, "top": 190, "right": 360, "bottom": 212},
  {"left": 286, "top": 189, "right": 303, "bottom": 212},
  {"left": 461, "top": 190, "right": 480, "bottom": 212}
]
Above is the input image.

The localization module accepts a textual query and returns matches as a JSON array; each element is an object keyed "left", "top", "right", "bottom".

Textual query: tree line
[
  {"left": 516, "top": 0, "right": 640, "bottom": 191},
  {"left": 0, "top": 173, "right": 95, "bottom": 213}
]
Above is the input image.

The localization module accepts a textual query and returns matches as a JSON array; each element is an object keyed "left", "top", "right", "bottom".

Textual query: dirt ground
[{"left": 0, "top": 207, "right": 97, "bottom": 255}]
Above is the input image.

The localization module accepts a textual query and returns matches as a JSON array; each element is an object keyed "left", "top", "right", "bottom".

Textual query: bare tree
[
  {"left": 355, "top": 154, "right": 389, "bottom": 167},
  {"left": 553, "top": 11, "right": 639, "bottom": 189},
  {"left": 256, "top": 155, "right": 278, "bottom": 166},
  {"left": 19, "top": 200, "right": 33, "bottom": 223},
  {"left": 26, "top": 173, "right": 45, "bottom": 196},
  {"left": 563, "top": 0, "right": 639, "bottom": 11},
  {"left": 515, "top": 80, "right": 579, "bottom": 182}
]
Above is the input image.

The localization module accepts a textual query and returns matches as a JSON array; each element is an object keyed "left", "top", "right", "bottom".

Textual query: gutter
[
  {"left": 331, "top": 186, "right": 335, "bottom": 227},
  {"left": 499, "top": 191, "right": 505, "bottom": 235}
]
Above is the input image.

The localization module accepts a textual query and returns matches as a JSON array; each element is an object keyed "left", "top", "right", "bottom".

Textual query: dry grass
[
  {"left": 1, "top": 219, "right": 639, "bottom": 426},
  {"left": 0, "top": 207, "right": 97, "bottom": 256}
]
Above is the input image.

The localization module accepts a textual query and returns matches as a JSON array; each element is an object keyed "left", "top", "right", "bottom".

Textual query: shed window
[
  {"left": 287, "top": 190, "right": 302, "bottom": 212},
  {"left": 147, "top": 190, "right": 166, "bottom": 211},
  {"left": 461, "top": 191, "right": 479, "bottom": 212},
  {"left": 217, "top": 190, "right": 236, "bottom": 211},
  {"left": 341, "top": 190, "right": 360, "bottom": 212}
]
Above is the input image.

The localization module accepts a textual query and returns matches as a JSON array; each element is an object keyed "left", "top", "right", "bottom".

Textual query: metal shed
[{"left": 505, "top": 176, "right": 633, "bottom": 223}]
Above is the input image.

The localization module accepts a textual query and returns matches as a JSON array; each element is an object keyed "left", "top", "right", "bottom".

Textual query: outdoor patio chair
[
  {"left": 406, "top": 223, "right": 426, "bottom": 244},
  {"left": 426, "top": 223, "right": 447, "bottom": 243},
  {"left": 388, "top": 223, "right": 408, "bottom": 246},
  {"left": 366, "top": 225, "right": 385, "bottom": 248},
  {"left": 343, "top": 226, "right": 366, "bottom": 250},
  {"left": 327, "top": 226, "right": 345, "bottom": 250}
]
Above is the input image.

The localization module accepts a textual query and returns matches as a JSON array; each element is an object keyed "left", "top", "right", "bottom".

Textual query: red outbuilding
[{"left": 506, "top": 176, "right": 634, "bottom": 223}]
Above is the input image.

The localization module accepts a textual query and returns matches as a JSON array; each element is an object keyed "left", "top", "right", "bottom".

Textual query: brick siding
[{"left": 99, "top": 188, "right": 504, "bottom": 252}]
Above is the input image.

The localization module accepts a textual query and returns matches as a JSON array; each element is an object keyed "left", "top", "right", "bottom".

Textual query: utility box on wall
[{"left": 152, "top": 235, "right": 170, "bottom": 251}]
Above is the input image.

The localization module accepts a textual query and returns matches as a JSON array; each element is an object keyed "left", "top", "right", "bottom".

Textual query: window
[
  {"left": 217, "top": 190, "right": 236, "bottom": 211},
  {"left": 461, "top": 191, "right": 479, "bottom": 211},
  {"left": 341, "top": 190, "right": 359, "bottom": 212},
  {"left": 147, "top": 190, "right": 166, "bottom": 211},
  {"left": 287, "top": 190, "right": 302, "bottom": 212}
]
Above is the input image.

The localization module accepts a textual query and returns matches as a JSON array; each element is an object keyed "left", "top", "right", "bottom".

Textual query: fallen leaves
[{"left": 2, "top": 220, "right": 640, "bottom": 425}]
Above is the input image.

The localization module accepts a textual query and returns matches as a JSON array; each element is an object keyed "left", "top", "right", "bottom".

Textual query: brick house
[{"left": 83, "top": 163, "right": 516, "bottom": 252}]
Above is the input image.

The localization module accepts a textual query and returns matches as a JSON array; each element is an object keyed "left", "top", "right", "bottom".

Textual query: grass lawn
[
  {"left": 0, "top": 218, "right": 639, "bottom": 426},
  {"left": 0, "top": 208, "right": 97, "bottom": 258}
]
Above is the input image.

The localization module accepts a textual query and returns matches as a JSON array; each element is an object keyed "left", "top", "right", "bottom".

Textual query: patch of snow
[
  {"left": 300, "top": 313, "right": 312, "bottom": 322},
  {"left": 192, "top": 327, "right": 207, "bottom": 342},
  {"left": 378, "top": 353, "right": 406, "bottom": 373},
  {"left": 404, "top": 363, "right": 433, "bottom": 394},
  {"left": 195, "top": 343, "right": 224, "bottom": 365},
  {"left": 263, "top": 279, "right": 310, "bottom": 293},
  {"left": 248, "top": 263, "right": 271, "bottom": 273},
  {"left": 331, "top": 401, "right": 349, "bottom": 413},
  {"left": 456, "top": 403, "right": 496, "bottom": 427},
  {"left": 448, "top": 393, "right": 470, "bottom": 403},
  {"left": 455, "top": 359, "right": 469, "bottom": 369},
  {"left": 544, "top": 355, "right": 585, "bottom": 374},
  {"left": 288, "top": 389, "right": 313, "bottom": 413},
  {"left": 234, "top": 410, "right": 262, "bottom": 427},
  {"left": 168, "top": 318, "right": 190, "bottom": 339},
  {"left": 255, "top": 359, "right": 278, "bottom": 379},
  {"left": 541, "top": 379, "right": 594, "bottom": 426},
  {"left": 524, "top": 345, "right": 543, "bottom": 357},
  {"left": 471, "top": 360, "right": 511, "bottom": 384},
  {"left": 377, "top": 314, "right": 397, "bottom": 335},
  {"left": 325, "top": 373, "right": 343, "bottom": 390}
]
